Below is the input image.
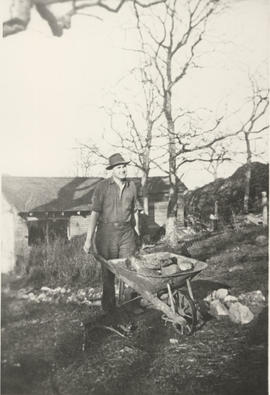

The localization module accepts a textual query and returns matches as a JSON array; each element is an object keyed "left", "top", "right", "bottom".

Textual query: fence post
[
  {"left": 210, "top": 201, "right": 219, "bottom": 231},
  {"left": 214, "top": 201, "right": 218, "bottom": 218},
  {"left": 213, "top": 201, "right": 219, "bottom": 231},
  {"left": 262, "top": 191, "right": 268, "bottom": 227}
]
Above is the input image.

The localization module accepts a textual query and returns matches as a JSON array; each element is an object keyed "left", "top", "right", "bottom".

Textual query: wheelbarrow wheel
[{"left": 171, "top": 290, "right": 197, "bottom": 336}]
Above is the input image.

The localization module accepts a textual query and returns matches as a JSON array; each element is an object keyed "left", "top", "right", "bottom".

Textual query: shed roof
[{"left": 2, "top": 175, "right": 186, "bottom": 213}]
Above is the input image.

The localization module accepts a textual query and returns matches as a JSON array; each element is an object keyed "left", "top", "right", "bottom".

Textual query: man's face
[{"left": 112, "top": 164, "right": 127, "bottom": 181}]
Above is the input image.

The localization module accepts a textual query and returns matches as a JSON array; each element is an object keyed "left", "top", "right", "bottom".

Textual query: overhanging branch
[
  {"left": 3, "top": 0, "right": 32, "bottom": 37},
  {"left": 3, "top": 0, "right": 166, "bottom": 37}
]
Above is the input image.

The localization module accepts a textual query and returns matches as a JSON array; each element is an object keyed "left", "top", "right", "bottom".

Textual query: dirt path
[{"left": 1, "top": 226, "right": 268, "bottom": 395}]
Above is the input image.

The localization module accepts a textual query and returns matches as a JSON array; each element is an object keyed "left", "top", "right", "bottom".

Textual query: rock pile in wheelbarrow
[{"left": 126, "top": 253, "right": 194, "bottom": 276}]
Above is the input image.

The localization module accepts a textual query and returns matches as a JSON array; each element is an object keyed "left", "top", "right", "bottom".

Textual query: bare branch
[
  {"left": 171, "top": 30, "right": 204, "bottom": 87},
  {"left": 3, "top": 0, "right": 166, "bottom": 37}
]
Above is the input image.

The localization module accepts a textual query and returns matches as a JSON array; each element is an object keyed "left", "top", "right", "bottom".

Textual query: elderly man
[{"left": 83, "top": 153, "right": 141, "bottom": 313}]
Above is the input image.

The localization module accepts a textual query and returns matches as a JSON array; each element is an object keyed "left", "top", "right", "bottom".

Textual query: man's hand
[
  {"left": 83, "top": 211, "right": 99, "bottom": 254},
  {"left": 83, "top": 239, "right": 91, "bottom": 254},
  {"left": 83, "top": 239, "right": 97, "bottom": 255}
]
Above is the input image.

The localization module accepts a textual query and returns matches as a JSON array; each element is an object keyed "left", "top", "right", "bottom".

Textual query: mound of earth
[{"left": 185, "top": 162, "right": 269, "bottom": 224}]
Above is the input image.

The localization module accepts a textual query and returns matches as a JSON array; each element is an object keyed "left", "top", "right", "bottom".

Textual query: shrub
[{"left": 27, "top": 236, "right": 101, "bottom": 288}]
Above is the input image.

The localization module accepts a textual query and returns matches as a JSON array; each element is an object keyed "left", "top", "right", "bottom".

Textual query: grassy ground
[{"left": 1, "top": 225, "right": 268, "bottom": 395}]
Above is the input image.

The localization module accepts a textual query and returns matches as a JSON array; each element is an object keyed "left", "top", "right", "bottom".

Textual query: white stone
[
  {"left": 159, "top": 293, "right": 168, "bottom": 301},
  {"left": 238, "top": 290, "right": 266, "bottom": 304},
  {"left": 212, "top": 290, "right": 217, "bottom": 299},
  {"left": 37, "top": 293, "right": 48, "bottom": 302},
  {"left": 67, "top": 294, "right": 78, "bottom": 303},
  {"left": 224, "top": 295, "right": 238, "bottom": 307},
  {"left": 215, "top": 288, "right": 229, "bottom": 300},
  {"left": 46, "top": 296, "right": 53, "bottom": 303},
  {"left": 209, "top": 300, "right": 229, "bottom": 317},
  {"left": 229, "top": 302, "right": 254, "bottom": 324},
  {"left": 204, "top": 289, "right": 228, "bottom": 302},
  {"left": 82, "top": 300, "right": 92, "bottom": 306},
  {"left": 161, "top": 264, "right": 179, "bottom": 276},
  {"left": 229, "top": 265, "right": 244, "bottom": 272},
  {"left": 170, "top": 338, "right": 179, "bottom": 345},
  {"left": 77, "top": 290, "right": 86, "bottom": 299},
  {"left": 120, "top": 346, "right": 134, "bottom": 353},
  {"left": 40, "top": 286, "right": 52, "bottom": 293},
  {"left": 48, "top": 288, "right": 58, "bottom": 295},
  {"left": 204, "top": 293, "right": 214, "bottom": 303},
  {"left": 91, "top": 300, "right": 101, "bottom": 306},
  {"left": 178, "top": 262, "right": 193, "bottom": 271}
]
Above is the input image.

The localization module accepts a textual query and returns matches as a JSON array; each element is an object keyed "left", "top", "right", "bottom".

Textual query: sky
[{"left": 0, "top": 0, "right": 269, "bottom": 189}]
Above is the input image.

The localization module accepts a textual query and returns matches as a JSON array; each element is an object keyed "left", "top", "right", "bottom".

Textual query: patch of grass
[
  {"left": 26, "top": 236, "right": 101, "bottom": 288},
  {"left": 190, "top": 225, "right": 268, "bottom": 261}
]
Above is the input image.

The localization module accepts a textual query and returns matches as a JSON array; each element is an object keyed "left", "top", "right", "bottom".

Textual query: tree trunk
[
  {"left": 141, "top": 169, "right": 149, "bottom": 235},
  {"left": 142, "top": 195, "right": 149, "bottom": 216},
  {"left": 243, "top": 165, "right": 251, "bottom": 214},
  {"left": 243, "top": 132, "right": 252, "bottom": 214},
  {"left": 262, "top": 191, "right": 268, "bottom": 227},
  {"left": 213, "top": 168, "right": 218, "bottom": 181},
  {"left": 140, "top": 115, "right": 152, "bottom": 232},
  {"left": 164, "top": 86, "right": 178, "bottom": 247},
  {"left": 166, "top": 173, "right": 178, "bottom": 247}
]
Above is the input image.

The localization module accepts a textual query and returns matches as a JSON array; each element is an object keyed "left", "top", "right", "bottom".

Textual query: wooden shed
[{"left": 1, "top": 175, "right": 186, "bottom": 273}]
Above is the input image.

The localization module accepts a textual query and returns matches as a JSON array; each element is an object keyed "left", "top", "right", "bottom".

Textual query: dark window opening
[{"left": 27, "top": 219, "right": 68, "bottom": 246}]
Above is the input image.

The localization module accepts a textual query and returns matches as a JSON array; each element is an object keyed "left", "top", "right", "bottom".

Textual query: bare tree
[
  {"left": 77, "top": 59, "right": 162, "bottom": 218},
  {"left": 242, "top": 90, "right": 269, "bottom": 213},
  {"left": 105, "top": 67, "right": 163, "bottom": 215},
  {"left": 73, "top": 146, "right": 104, "bottom": 176},
  {"left": 135, "top": 0, "right": 228, "bottom": 245},
  {"left": 76, "top": 141, "right": 108, "bottom": 170},
  {"left": 202, "top": 143, "right": 232, "bottom": 181},
  {"left": 3, "top": 0, "right": 165, "bottom": 37},
  {"left": 199, "top": 72, "right": 269, "bottom": 213},
  {"left": 229, "top": 79, "right": 269, "bottom": 213}
]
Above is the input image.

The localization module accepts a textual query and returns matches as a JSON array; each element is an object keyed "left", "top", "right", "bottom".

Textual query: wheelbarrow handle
[{"left": 93, "top": 252, "right": 108, "bottom": 266}]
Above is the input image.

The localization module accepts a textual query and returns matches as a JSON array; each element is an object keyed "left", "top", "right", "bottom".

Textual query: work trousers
[{"left": 95, "top": 222, "right": 136, "bottom": 312}]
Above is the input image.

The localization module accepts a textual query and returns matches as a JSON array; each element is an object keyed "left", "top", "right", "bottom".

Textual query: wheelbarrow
[{"left": 94, "top": 251, "right": 207, "bottom": 335}]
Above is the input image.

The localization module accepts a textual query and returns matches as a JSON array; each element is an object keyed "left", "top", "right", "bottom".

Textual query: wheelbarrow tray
[{"left": 106, "top": 252, "right": 207, "bottom": 294}]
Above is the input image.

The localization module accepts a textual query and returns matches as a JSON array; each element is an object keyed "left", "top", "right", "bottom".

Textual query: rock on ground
[
  {"left": 228, "top": 302, "right": 254, "bottom": 324},
  {"left": 209, "top": 300, "right": 229, "bottom": 317}
]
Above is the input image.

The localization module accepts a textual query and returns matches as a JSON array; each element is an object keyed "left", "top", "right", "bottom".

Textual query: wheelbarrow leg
[
  {"left": 167, "top": 283, "right": 176, "bottom": 313},
  {"left": 186, "top": 278, "right": 205, "bottom": 329},
  {"left": 186, "top": 278, "right": 194, "bottom": 301},
  {"left": 118, "top": 279, "right": 125, "bottom": 304}
]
